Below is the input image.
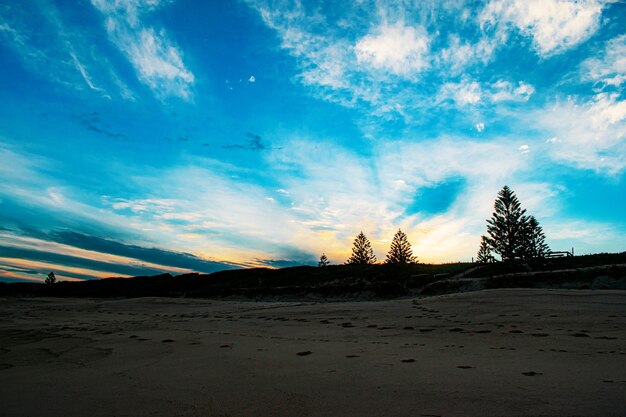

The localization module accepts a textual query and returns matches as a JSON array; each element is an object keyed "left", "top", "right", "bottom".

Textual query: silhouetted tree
[
  {"left": 520, "top": 216, "right": 550, "bottom": 261},
  {"left": 45, "top": 271, "right": 57, "bottom": 285},
  {"left": 318, "top": 253, "right": 330, "bottom": 267},
  {"left": 485, "top": 185, "right": 529, "bottom": 262},
  {"left": 476, "top": 235, "right": 494, "bottom": 263},
  {"left": 346, "top": 232, "right": 376, "bottom": 265},
  {"left": 385, "top": 229, "right": 417, "bottom": 264},
  {"left": 482, "top": 186, "right": 551, "bottom": 263}
]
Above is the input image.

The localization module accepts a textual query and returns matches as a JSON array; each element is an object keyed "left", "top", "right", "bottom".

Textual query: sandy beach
[{"left": 1, "top": 289, "right": 625, "bottom": 417}]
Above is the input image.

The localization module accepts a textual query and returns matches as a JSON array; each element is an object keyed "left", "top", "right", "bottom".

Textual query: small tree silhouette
[
  {"left": 385, "top": 229, "right": 417, "bottom": 264},
  {"left": 520, "top": 216, "right": 550, "bottom": 261},
  {"left": 476, "top": 235, "right": 494, "bottom": 263},
  {"left": 45, "top": 271, "right": 57, "bottom": 285},
  {"left": 346, "top": 232, "right": 376, "bottom": 265},
  {"left": 318, "top": 253, "right": 330, "bottom": 267}
]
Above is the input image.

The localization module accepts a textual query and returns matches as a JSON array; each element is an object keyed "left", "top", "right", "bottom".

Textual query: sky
[{"left": 0, "top": 0, "right": 625, "bottom": 283}]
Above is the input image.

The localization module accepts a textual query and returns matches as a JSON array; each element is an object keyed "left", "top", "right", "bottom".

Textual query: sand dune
[{"left": 1, "top": 289, "right": 625, "bottom": 416}]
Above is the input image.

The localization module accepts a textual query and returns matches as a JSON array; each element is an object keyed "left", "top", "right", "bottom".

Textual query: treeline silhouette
[
  {"left": 1, "top": 252, "right": 624, "bottom": 299},
  {"left": 320, "top": 185, "right": 551, "bottom": 267},
  {"left": 4, "top": 185, "right": 624, "bottom": 299}
]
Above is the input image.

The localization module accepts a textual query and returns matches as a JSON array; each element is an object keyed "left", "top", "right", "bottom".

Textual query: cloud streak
[{"left": 91, "top": 0, "right": 195, "bottom": 100}]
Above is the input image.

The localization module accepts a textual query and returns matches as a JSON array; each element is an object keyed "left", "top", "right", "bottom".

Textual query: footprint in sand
[
  {"left": 457, "top": 365, "right": 473, "bottom": 369},
  {"left": 522, "top": 371, "right": 543, "bottom": 376},
  {"left": 403, "top": 326, "right": 415, "bottom": 330},
  {"left": 346, "top": 355, "right": 359, "bottom": 358},
  {"left": 572, "top": 333, "right": 590, "bottom": 338},
  {"left": 449, "top": 327, "right": 464, "bottom": 332},
  {"left": 509, "top": 330, "right": 523, "bottom": 334},
  {"left": 219, "top": 344, "right": 232, "bottom": 348},
  {"left": 419, "top": 328, "right": 434, "bottom": 332},
  {"left": 401, "top": 359, "right": 415, "bottom": 363},
  {"left": 366, "top": 324, "right": 378, "bottom": 328},
  {"left": 531, "top": 333, "right": 549, "bottom": 337},
  {"left": 296, "top": 351, "right": 312, "bottom": 356},
  {"left": 341, "top": 323, "right": 354, "bottom": 328}
]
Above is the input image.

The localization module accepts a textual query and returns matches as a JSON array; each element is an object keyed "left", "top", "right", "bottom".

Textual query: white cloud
[
  {"left": 246, "top": 1, "right": 549, "bottom": 121},
  {"left": 248, "top": 75, "right": 256, "bottom": 83},
  {"left": 518, "top": 144, "right": 530, "bottom": 154},
  {"left": 535, "top": 92, "right": 626, "bottom": 173},
  {"left": 475, "top": 122, "right": 485, "bottom": 132},
  {"left": 437, "top": 35, "right": 497, "bottom": 74},
  {"left": 244, "top": 2, "right": 439, "bottom": 114},
  {"left": 439, "top": 79, "right": 482, "bottom": 106},
  {"left": 580, "top": 34, "right": 626, "bottom": 88},
  {"left": 439, "top": 78, "right": 535, "bottom": 106},
  {"left": 481, "top": 0, "right": 605, "bottom": 56},
  {"left": 91, "top": 0, "right": 195, "bottom": 100},
  {"left": 355, "top": 22, "right": 430, "bottom": 77},
  {"left": 490, "top": 80, "right": 535, "bottom": 102}
]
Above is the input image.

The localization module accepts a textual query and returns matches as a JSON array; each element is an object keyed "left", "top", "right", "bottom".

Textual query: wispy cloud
[
  {"left": 437, "top": 35, "right": 497, "bottom": 75},
  {"left": 91, "top": 0, "right": 195, "bottom": 100},
  {"left": 0, "top": 1, "right": 132, "bottom": 99},
  {"left": 437, "top": 78, "right": 535, "bottom": 107},
  {"left": 534, "top": 92, "right": 626, "bottom": 173},
  {"left": 580, "top": 34, "right": 626, "bottom": 88}
]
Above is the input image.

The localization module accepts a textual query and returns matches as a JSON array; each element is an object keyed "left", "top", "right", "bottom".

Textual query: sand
[{"left": 1, "top": 289, "right": 625, "bottom": 417}]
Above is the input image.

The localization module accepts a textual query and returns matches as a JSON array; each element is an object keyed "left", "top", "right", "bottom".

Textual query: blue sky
[{"left": 1, "top": 0, "right": 625, "bottom": 282}]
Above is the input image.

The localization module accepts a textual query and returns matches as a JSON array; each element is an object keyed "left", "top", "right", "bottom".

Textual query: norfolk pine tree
[
  {"left": 520, "top": 216, "right": 550, "bottom": 260},
  {"left": 385, "top": 229, "right": 417, "bottom": 264},
  {"left": 346, "top": 232, "right": 377, "bottom": 264},
  {"left": 476, "top": 235, "right": 493, "bottom": 263},
  {"left": 482, "top": 186, "right": 550, "bottom": 262},
  {"left": 485, "top": 185, "right": 529, "bottom": 262}
]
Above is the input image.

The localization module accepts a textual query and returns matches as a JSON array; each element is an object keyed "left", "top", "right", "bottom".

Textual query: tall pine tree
[
  {"left": 385, "top": 229, "right": 417, "bottom": 264},
  {"left": 346, "top": 232, "right": 377, "bottom": 265},
  {"left": 485, "top": 185, "right": 529, "bottom": 262}
]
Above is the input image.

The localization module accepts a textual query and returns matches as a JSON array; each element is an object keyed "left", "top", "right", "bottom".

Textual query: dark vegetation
[{"left": 1, "top": 252, "right": 624, "bottom": 300}]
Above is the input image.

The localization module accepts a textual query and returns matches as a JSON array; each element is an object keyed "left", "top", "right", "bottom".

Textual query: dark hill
[{"left": 1, "top": 252, "right": 625, "bottom": 299}]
